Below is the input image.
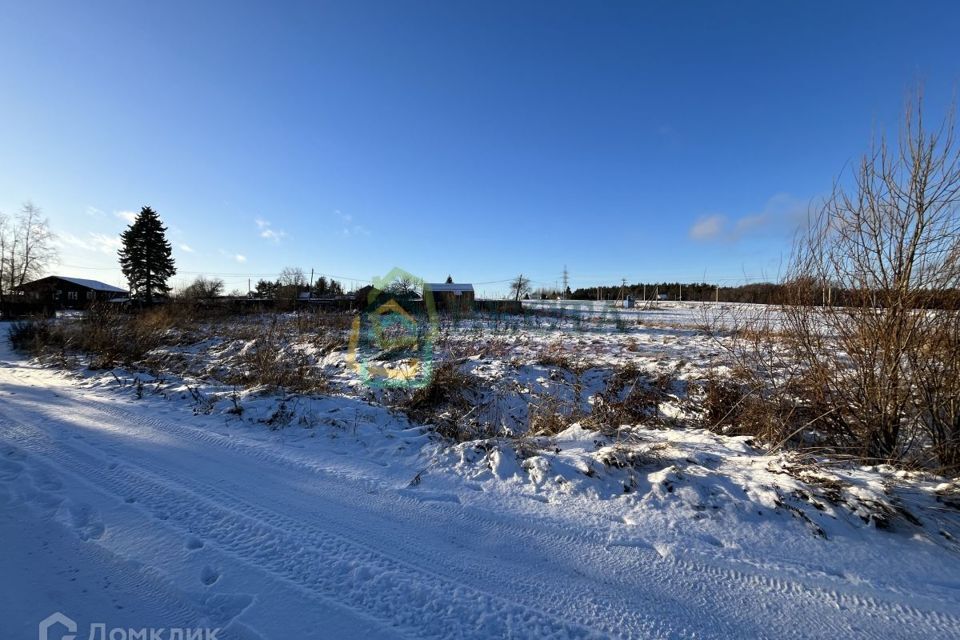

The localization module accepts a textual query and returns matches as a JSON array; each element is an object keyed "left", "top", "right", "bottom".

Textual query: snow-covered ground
[
  {"left": 521, "top": 299, "right": 782, "bottom": 329},
  {"left": 2, "top": 315, "right": 960, "bottom": 639}
]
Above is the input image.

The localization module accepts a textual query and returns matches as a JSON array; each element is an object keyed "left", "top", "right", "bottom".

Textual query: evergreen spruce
[{"left": 118, "top": 206, "right": 176, "bottom": 303}]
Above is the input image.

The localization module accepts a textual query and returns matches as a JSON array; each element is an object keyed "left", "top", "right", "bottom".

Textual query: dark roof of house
[{"left": 20, "top": 276, "right": 127, "bottom": 294}]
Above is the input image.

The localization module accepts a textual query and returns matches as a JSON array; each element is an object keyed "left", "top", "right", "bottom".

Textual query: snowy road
[{"left": 2, "top": 338, "right": 960, "bottom": 638}]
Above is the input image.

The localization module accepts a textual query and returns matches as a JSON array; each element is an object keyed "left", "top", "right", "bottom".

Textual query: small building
[
  {"left": 423, "top": 282, "right": 475, "bottom": 312},
  {"left": 14, "top": 276, "right": 128, "bottom": 309}
]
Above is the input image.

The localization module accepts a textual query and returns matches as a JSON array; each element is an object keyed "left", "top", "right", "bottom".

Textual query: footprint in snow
[
  {"left": 200, "top": 566, "right": 221, "bottom": 586},
  {"left": 185, "top": 536, "right": 205, "bottom": 550},
  {"left": 700, "top": 534, "right": 724, "bottom": 548},
  {"left": 69, "top": 504, "right": 106, "bottom": 541},
  {"left": 196, "top": 593, "right": 253, "bottom": 627},
  {"left": 0, "top": 458, "right": 24, "bottom": 481},
  {"left": 29, "top": 469, "right": 63, "bottom": 492}
]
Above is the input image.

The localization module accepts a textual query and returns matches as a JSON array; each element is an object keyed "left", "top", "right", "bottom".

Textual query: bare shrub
[
  {"left": 536, "top": 340, "right": 573, "bottom": 370},
  {"left": 404, "top": 361, "right": 481, "bottom": 440},
  {"left": 8, "top": 318, "right": 57, "bottom": 353},
  {"left": 582, "top": 364, "right": 675, "bottom": 436},
  {"left": 596, "top": 442, "right": 667, "bottom": 471},
  {"left": 698, "top": 302, "right": 828, "bottom": 449},
  {"left": 692, "top": 371, "right": 801, "bottom": 447},
  {"left": 909, "top": 318, "right": 960, "bottom": 472},
  {"left": 14, "top": 305, "right": 178, "bottom": 368},
  {"left": 234, "top": 316, "right": 327, "bottom": 393},
  {"left": 527, "top": 393, "right": 572, "bottom": 437},
  {"left": 784, "top": 95, "right": 960, "bottom": 468}
]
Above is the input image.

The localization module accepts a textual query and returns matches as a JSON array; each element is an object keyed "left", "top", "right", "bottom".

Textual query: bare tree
[
  {"left": 784, "top": 93, "right": 960, "bottom": 467},
  {"left": 0, "top": 202, "right": 57, "bottom": 302},
  {"left": 510, "top": 274, "right": 531, "bottom": 301},
  {"left": 180, "top": 275, "right": 225, "bottom": 299},
  {"left": 0, "top": 211, "right": 9, "bottom": 303},
  {"left": 278, "top": 266, "right": 306, "bottom": 288},
  {"left": 386, "top": 274, "right": 422, "bottom": 298},
  {"left": 278, "top": 266, "right": 307, "bottom": 300}
]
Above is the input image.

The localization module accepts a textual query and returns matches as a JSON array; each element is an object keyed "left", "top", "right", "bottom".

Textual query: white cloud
[
  {"left": 58, "top": 231, "right": 122, "bottom": 254},
  {"left": 336, "top": 210, "right": 370, "bottom": 237},
  {"left": 261, "top": 228, "right": 286, "bottom": 242},
  {"left": 255, "top": 217, "right": 286, "bottom": 243},
  {"left": 179, "top": 243, "right": 195, "bottom": 253},
  {"left": 689, "top": 214, "right": 726, "bottom": 241},
  {"left": 91, "top": 233, "right": 123, "bottom": 252},
  {"left": 689, "top": 194, "right": 809, "bottom": 243},
  {"left": 341, "top": 225, "right": 371, "bottom": 237},
  {"left": 115, "top": 210, "right": 137, "bottom": 224},
  {"left": 217, "top": 248, "right": 247, "bottom": 263},
  {"left": 85, "top": 206, "right": 105, "bottom": 218}
]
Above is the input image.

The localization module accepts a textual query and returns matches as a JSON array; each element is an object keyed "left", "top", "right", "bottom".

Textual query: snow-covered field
[
  {"left": 2, "top": 310, "right": 960, "bottom": 639},
  {"left": 520, "top": 299, "right": 782, "bottom": 329}
]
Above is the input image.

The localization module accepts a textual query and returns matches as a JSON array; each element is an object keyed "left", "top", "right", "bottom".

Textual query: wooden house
[
  {"left": 423, "top": 282, "right": 474, "bottom": 312},
  {"left": 13, "top": 276, "right": 128, "bottom": 310}
]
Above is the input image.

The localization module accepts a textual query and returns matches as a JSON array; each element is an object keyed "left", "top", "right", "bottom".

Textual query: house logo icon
[
  {"left": 39, "top": 612, "right": 77, "bottom": 640},
  {"left": 346, "top": 267, "right": 438, "bottom": 388}
]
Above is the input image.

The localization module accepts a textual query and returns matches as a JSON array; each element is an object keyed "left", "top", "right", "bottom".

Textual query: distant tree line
[
  {"left": 566, "top": 280, "right": 960, "bottom": 309},
  {"left": 568, "top": 281, "right": 790, "bottom": 304}
]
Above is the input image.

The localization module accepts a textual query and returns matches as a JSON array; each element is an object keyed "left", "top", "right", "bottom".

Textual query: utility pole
[
  {"left": 562, "top": 265, "right": 569, "bottom": 300},
  {"left": 309, "top": 268, "right": 314, "bottom": 298},
  {"left": 679, "top": 283, "right": 682, "bottom": 301},
  {"left": 715, "top": 285, "right": 719, "bottom": 303}
]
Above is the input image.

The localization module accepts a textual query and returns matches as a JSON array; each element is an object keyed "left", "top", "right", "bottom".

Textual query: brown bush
[
  {"left": 403, "top": 361, "right": 482, "bottom": 440},
  {"left": 784, "top": 95, "right": 960, "bottom": 468}
]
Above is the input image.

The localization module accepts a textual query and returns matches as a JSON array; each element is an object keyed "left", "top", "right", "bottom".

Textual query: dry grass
[
  {"left": 403, "top": 361, "right": 486, "bottom": 441},
  {"left": 11, "top": 306, "right": 340, "bottom": 394},
  {"left": 527, "top": 394, "right": 572, "bottom": 437},
  {"left": 583, "top": 365, "right": 671, "bottom": 436}
]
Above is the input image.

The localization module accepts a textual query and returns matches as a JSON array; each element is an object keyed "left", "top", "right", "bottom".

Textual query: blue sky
[{"left": 1, "top": 1, "right": 958, "bottom": 296}]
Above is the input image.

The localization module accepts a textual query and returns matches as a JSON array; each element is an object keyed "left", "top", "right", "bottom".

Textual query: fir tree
[{"left": 118, "top": 206, "right": 176, "bottom": 303}]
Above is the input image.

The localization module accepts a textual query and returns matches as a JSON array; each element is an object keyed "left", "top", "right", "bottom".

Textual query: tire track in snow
[
  {"left": 0, "top": 417, "right": 614, "bottom": 640},
  {"left": 4, "top": 391, "right": 960, "bottom": 638},
  {"left": 63, "top": 399, "right": 960, "bottom": 633},
  {"left": 0, "top": 441, "right": 255, "bottom": 637},
  {"left": 12, "top": 398, "right": 699, "bottom": 637}
]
